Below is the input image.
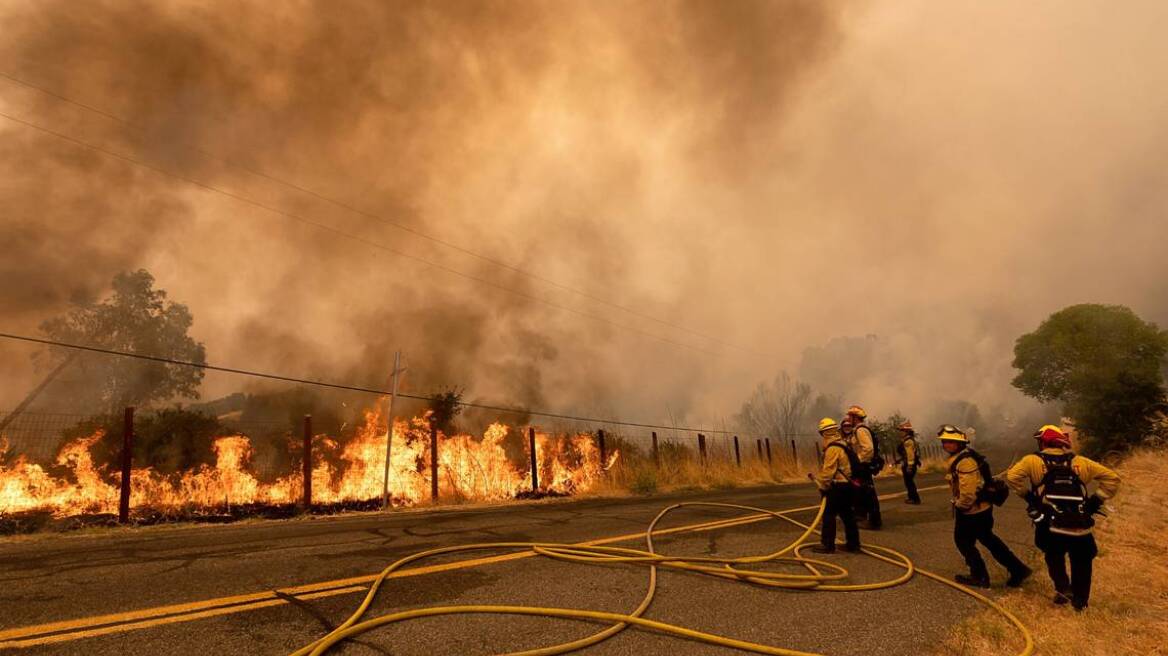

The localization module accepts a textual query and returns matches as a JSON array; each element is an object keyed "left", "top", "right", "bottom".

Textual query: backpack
[
  {"left": 1038, "top": 452, "right": 1094, "bottom": 532},
  {"left": 825, "top": 442, "right": 864, "bottom": 489},
  {"left": 949, "top": 449, "right": 1009, "bottom": 506},
  {"left": 862, "top": 426, "right": 886, "bottom": 473}
]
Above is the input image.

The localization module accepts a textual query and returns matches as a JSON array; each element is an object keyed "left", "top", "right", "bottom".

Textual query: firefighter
[
  {"left": 895, "top": 420, "right": 922, "bottom": 504},
  {"left": 1006, "top": 425, "right": 1120, "bottom": 611},
  {"left": 939, "top": 424, "right": 1031, "bottom": 588},
  {"left": 808, "top": 417, "right": 861, "bottom": 554},
  {"left": 843, "top": 405, "right": 882, "bottom": 529}
]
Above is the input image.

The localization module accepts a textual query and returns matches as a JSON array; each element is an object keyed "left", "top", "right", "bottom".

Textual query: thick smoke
[{"left": 2, "top": 1, "right": 1166, "bottom": 436}]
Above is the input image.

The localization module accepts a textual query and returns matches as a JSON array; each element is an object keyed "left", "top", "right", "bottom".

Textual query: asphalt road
[{"left": 0, "top": 475, "right": 1040, "bottom": 655}]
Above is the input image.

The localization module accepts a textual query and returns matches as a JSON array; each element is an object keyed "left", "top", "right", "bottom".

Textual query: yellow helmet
[
  {"left": 817, "top": 417, "right": 840, "bottom": 433},
  {"left": 936, "top": 424, "right": 969, "bottom": 443},
  {"left": 846, "top": 405, "right": 867, "bottom": 420}
]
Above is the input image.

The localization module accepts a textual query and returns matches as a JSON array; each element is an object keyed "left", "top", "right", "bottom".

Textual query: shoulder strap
[
  {"left": 825, "top": 442, "right": 858, "bottom": 475},
  {"left": 949, "top": 450, "right": 972, "bottom": 475},
  {"left": 970, "top": 449, "right": 993, "bottom": 483}
]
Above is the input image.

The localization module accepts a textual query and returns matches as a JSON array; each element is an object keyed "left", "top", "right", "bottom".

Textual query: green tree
[
  {"left": 1012, "top": 304, "right": 1168, "bottom": 454},
  {"left": 39, "top": 269, "right": 206, "bottom": 412},
  {"left": 869, "top": 412, "right": 908, "bottom": 444}
]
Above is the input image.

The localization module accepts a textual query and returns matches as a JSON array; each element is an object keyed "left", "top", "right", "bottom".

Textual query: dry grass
[
  {"left": 592, "top": 440, "right": 947, "bottom": 498},
  {"left": 591, "top": 444, "right": 803, "bottom": 498},
  {"left": 939, "top": 449, "right": 1168, "bottom": 656}
]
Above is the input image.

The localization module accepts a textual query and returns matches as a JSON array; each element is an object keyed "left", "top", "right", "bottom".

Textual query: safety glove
[
  {"left": 1084, "top": 494, "right": 1104, "bottom": 516},
  {"left": 1026, "top": 505, "right": 1046, "bottom": 525}
]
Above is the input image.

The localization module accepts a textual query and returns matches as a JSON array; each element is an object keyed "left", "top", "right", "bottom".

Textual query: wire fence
[
  {"left": 0, "top": 333, "right": 951, "bottom": 526},
  {"left": 0, "top": 404, "right": 873, "bottom": 522}
]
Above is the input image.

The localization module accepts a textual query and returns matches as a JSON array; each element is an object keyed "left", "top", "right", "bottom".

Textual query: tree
[
  {"left": 427, "top": 387, "right": 465, "bottom": 433},
  {"left": 39, "top": 269, "right": 206, "bottom": 412},
  {"left": 734, "top": 371, "right": 813, "bottom": 439},
  {"left": 1012, "top": 304, "right": 1168, "bottom": 454},
  {"left": 62, "top": 407, "right": 227, "bottom": 474},
  {"left": 869, "top": 411, "right": 908, "bottom": 454}
]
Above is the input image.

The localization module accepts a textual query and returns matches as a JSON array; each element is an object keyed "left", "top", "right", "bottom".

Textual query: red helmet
[{"left": 1038, "top": 425, "right": 1071, "bottom": 449}]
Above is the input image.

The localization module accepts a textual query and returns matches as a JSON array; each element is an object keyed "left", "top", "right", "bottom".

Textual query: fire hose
[{"left": 290, "top": 493, "right": 1034, "bottom": 656}]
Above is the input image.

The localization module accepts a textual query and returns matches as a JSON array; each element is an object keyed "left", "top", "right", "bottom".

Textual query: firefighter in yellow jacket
[
  {"left": 843, "top": 405, "right": 882, "bottom": 529},
  {"left": 894, "top": 420, "right": 922, "bottom": 504},
  {"left": 808, "top": 418, "right": 861, "bottom": 554},
  {"left": 939, "top": 424, "right": 1031, "bottom": 588},
  {"left": 1006, "top": 425, "right": 1120, "bottom": 611}
]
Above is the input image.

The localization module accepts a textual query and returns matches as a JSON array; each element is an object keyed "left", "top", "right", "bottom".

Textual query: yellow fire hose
[{"left": 290, "top": 493, "right": 1034, "bottom": 656}]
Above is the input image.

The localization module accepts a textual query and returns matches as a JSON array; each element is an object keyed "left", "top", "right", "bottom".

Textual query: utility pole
[{"left": 381, "top": 351, "right": 406, "bottom": 510}]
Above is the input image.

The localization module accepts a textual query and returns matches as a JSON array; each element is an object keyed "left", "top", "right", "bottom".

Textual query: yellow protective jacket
[
  {"left": 815, "top": 434, "right": 852, "bottom": 491},
  {"left": 946, "top": 449, "right": 991, "bottom": 515},
  {"left": 849, "top": 425, "right": 875, "bottom": 464},
  {"left": 897, "top": 437, "right": 919, "bottom": 467},
  {"left": 1005, "top": 448, "right": 1120, "bottom": 535}
]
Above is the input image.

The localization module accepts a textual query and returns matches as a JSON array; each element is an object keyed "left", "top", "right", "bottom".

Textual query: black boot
[
  {"left": 810, "top": 544, "right": 836, "bottom": 554},
  {"left": 1006, "top": 566, "right": 1033, "bottom": 588},
  {"left": 954, "top": 573, "right": 991, "bottom": 588}
]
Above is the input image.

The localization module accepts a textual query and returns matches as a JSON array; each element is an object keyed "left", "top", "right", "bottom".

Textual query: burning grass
[
  {"left": 937, "top": 448, "right": 1168, "bottom": 655},
  {"left": 0, "top": 406, "right": 614, "bottom": 533}
]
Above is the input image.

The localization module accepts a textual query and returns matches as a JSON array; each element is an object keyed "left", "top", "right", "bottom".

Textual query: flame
[{"left": 0, "top": 406, "right": 615, "bottom": 519}]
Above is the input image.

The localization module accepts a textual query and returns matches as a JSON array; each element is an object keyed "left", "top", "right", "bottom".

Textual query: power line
[
  {"left": 0, "top": 331, "right": 770, "bottom": 436},
  {"left": 0, "top": 107, "right": 731, "bottom": 358},
  {"left": 0, "top": 70, "right": 769, "bottom": 357}
]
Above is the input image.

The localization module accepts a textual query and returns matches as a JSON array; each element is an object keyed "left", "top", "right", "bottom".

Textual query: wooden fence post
[
  {"left": 302, "top": 414, "right": 312, "bottom": 510},
  {"left": 764, "top": 438, "right": 773, "bottom": 465},
  {"left": 118, "top": 407, "right": 134, "bottom": 524},
  {"left": 528, "top": 427, "right": 539, "bottom": 493},
  {"left": 697, "top": 434, "right": 707, "bottom": 465},
  {"left": 733, "top": 435, "right": 741, "bottom": 467},
  {"left": 430, "top": 422, "right": 439, "bottom": 501},
  {"left": 597, "top": 429, "right": 607, "bottom": 473},
  {"left": 651, "top": 431, "right": 660, "bottom": 467}
]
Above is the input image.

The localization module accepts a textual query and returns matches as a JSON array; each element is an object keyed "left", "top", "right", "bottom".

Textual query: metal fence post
[
  {"left": 430, "top": 422, "right": 439, "bottom": 501},
  {"left": 118, "top": 407, "right": 134, "bottom": 524},
  {"left": 764, "top": 438, "right": 773, "bottom": 465},
  {"left": 302, "top": 414, "right": 312, "bottom": 510},
  {"left": 756, "top": 439, "right": 763, "bottom": 461},
  {"left": 528, "top": 427, "right": 539, "bottom": 493},
  {"left": 597, "top": 429, "right": 607, "bottom": 473},
  {"left": 651, "top": 431, "right": 660, "bottom": 467},
  {"left": 733, "top": 435, "right": 741, "bottom": 467},
  {"left": 697, "top": 433, "right": 707, "bottom": 465}
]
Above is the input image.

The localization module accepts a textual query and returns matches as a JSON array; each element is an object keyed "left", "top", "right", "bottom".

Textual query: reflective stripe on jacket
[{"left": 1005, "top": 448, "right": 1120, "bottom": 535}]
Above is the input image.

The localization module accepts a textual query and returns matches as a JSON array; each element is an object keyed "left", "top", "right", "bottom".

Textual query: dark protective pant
[
  {"left": 853, "top": 466, "right": 882, "bottom": 527},
  {"left": 902, "top": 465, "right": 920, "bottom": 503},
  {"left": 953, "top": 508, "right": 1026, "bottom": 580},
  {"left": 1036, "top": 524, "right": 1098, "bottom": 609},
  {"left": 821, "top": 483, "right": 861, "bottom": 550}
]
